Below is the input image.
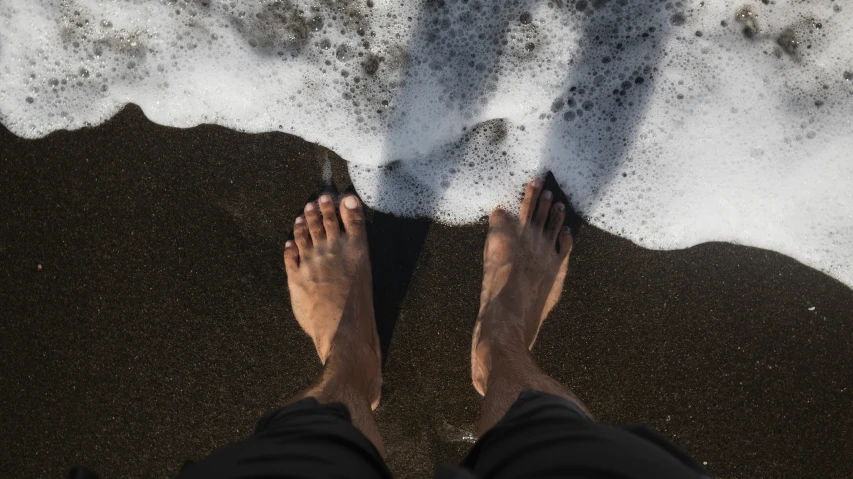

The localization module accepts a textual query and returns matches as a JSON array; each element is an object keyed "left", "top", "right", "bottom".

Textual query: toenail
[
  {"left": 543, "top": 190, "right": 552, "bottom": 200},
  {"left": 305, "top": 203, "right": 315, "bottom": 212},
  {"left": 319, "top": 195, "right": 331, "bottom": 204},
  {"left": 295, "top": 216, "right": 304, "bottom": 224},
  {"left": 531, "top": 179, "right": 542, "bottom": 188},
  {"left": 557, "top": 203, "right": 565, "bottom": 211},
  {"left": 344, "top": 196, "right": 359, "bottom": 209},
  {"left": 285, "top": 241, "right": 293, "bottom": 248},
  {"left": 563, "top": 226, "right": 570, "bottom": 234}
]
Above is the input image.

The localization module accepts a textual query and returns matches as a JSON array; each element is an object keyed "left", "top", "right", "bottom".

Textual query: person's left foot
[
  {"left": 471, "top": 179, "right": 573, "bottom": 396},
  {"left": 284, "top": 194, "right": 382, "bottom": 409}
]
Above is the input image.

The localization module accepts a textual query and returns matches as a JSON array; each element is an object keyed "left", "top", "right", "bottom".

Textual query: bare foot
[
  {"left": 471, "top": 179, "right": 573, "bottom": 396},
  {"left": 284, "top": 194, "right": 382, "bottom": 409}
]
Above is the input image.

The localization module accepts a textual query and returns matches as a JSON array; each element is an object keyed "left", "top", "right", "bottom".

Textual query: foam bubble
[{"left": 1, "top": 0, "right": 852, "bottom": 288}]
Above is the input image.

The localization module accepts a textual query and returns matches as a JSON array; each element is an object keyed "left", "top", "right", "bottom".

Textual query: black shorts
[{"left": 175, "top": 390, "right": 709, "bottom": 479}]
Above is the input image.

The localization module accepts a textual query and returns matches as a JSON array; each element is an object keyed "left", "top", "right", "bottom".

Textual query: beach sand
[{"left": 1, "top": 105, "right": 851, "bottom": 478}]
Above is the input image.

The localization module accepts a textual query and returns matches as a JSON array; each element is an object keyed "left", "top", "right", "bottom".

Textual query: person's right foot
[
  {"left": 471, "top": 179, "right": 573, "bottom": 396},
  {"left": 284, "top": 194, "right": 382, "bottom": 409}
]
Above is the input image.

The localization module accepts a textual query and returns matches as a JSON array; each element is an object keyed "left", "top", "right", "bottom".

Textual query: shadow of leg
[{"left": 367, "top": 212, "right": 431, "bottom": 365}]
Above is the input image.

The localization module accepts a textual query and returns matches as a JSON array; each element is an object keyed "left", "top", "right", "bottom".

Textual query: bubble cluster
[{"left": 1, "top": 0, "right": 852, "bottom": 288}]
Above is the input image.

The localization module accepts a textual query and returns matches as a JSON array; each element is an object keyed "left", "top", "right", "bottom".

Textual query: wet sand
[{"left": 1, "top": 106, "right": 851, "bottom": 478}]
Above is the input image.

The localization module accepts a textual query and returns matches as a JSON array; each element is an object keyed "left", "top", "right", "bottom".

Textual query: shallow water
[{"left": 1, "top": 0, "right": 851, "bottom": 287}]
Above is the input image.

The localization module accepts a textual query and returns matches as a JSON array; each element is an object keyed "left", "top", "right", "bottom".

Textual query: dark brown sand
[{"left": 1, "top": 106, "right": 851, "bottom": 479}]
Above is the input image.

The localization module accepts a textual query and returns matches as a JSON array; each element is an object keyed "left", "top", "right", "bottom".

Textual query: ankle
[
  {"left": 327, "top": 336, "right": 380, "bottom": 369},
  {"left": 313, "top": 310, "right": 379, "bottom": 365},
  {"left": 473, "top": 323, "right": 532, "bottom": 393}
]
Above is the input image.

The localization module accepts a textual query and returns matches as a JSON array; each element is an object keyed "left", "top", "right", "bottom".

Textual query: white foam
[{"left": 1, "top": 0, "right": 851, "bottom": 287}]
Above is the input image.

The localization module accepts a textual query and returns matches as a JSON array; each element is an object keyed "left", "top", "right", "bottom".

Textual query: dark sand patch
[{"left": 1, "top": 106, "right": 851, "bottom": 478}]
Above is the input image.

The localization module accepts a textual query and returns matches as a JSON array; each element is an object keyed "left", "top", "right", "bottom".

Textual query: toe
[
  {"left": 340, "top": 195, "right": 366, "bottom": 239},
  {"left": 489, "top": 207, "right": 512, "bottom": 228},
  {"left": 294, "top": 216, "right": 312, "bottom": 251},
  {"left": 519, "top": 179, "right": 542, "bottom": 225},
  {"left": 532, "top": 190, "right": 552, "bottom": 228},
  {"left": 557, "top": 226, "right": 573, "bottom": 261},
  {"left": 487, "top": 208, "right": 516, "bottom": 239},
  {"left": 283, "top": 240, "right": 299, "bottom": 273},
  {"left": 486, "top": 208, "right": 513, "bottom": 259},
  {"left": 318, "top": 194, "right": 340, "bottom": 241},
  {"left": 304, "top": 201, "right": 326, "bottom": 243},
  {"left": 546, "top": 202, "right": 566, "bottom": 244}
]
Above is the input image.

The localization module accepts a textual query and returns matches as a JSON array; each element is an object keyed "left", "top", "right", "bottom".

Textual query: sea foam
[{"left": 1, "top": 0, "right": 851, "bottom": 288}]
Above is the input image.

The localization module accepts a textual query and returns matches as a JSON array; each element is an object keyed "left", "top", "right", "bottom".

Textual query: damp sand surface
[{"left": 1, "top": 107, "right": 852, "bottom": 479}]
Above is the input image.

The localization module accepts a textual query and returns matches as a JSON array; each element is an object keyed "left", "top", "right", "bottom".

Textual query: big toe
[
  {"left": 488, "top": 207, "right": 513, "bottom": 228},
  {"left": 486, "top": 208, "right": 516, "bottom": 245},
  {"left": 340, "top": 195, "right": 367, "bottom": 240}
]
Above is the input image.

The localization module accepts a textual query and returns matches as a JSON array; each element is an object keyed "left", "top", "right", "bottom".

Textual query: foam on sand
[{"left": 1, "top": 0, "right": 851, "bottom": 287}]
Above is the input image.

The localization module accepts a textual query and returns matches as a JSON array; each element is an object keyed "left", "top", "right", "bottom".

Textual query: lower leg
[
  {"left": 475, "top": 314, "right": 590, "bottom": 435},
  {"left": 293, "top": 340, "right": 385, "bottom": 456}
]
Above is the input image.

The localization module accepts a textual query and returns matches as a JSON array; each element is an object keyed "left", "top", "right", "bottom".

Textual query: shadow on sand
[{"left": 345, "top": 0, "right": 677, "bottom": 363}]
